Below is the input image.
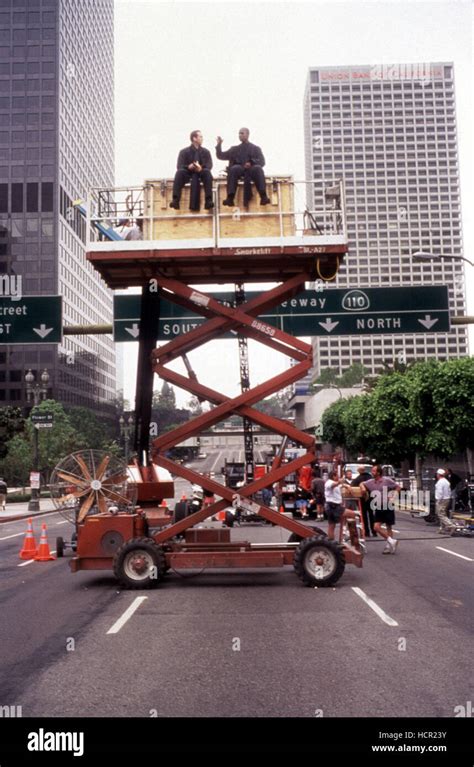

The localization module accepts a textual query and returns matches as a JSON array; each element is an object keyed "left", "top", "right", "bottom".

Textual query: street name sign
[
  {"left": 0, "top": 296, "right": 62, "bottom": 344},
  {"left": 114, "top": 286, "right": 450, "bottom": 341},
  {"left": 31, "top": 412, "right": 54, "bottom": 429}
]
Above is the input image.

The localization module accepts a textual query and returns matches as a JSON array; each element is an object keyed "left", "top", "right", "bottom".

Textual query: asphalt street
[{"left": 0, "top": 449, "right": 472, "bottom": 718}]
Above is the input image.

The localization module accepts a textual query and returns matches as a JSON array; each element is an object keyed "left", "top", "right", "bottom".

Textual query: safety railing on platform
[{"left": 85, "top": 178, "right": 347, "bottom": 248}]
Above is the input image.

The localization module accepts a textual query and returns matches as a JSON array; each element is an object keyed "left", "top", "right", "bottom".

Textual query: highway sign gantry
[
  {"left": 113, "top": 286, "right": 450, "bottom": 341},
  {"left": 0, "top": 296, "right": 62, "bottom": 344}
]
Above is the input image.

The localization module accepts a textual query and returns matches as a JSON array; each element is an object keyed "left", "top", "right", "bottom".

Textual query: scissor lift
[{"left": 75, "top": 176, "right": 364, "bottom": 588}]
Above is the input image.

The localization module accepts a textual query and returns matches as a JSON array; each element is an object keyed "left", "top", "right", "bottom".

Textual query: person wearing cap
[{"left": 435, "top": 468, "right": 455, "bottom": 534}]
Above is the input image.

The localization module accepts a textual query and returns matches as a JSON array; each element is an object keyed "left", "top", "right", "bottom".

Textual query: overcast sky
[{"left": 114, "top": 0, "right": 473, "bottom": 407}]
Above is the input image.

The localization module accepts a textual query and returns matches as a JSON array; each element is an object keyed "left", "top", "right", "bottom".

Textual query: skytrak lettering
[{"left": 251, "top": 320, "right": 276, "bottom": 337}]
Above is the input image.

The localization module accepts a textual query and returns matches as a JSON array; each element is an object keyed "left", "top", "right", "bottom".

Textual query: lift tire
[
  {"left": 294, "top": 536, "right": 345, "bottom": 587},
  {"left": 56, "top": 536, "right": 64, "bottom": 558},
  {"left": 71, "top": 531, "right": 77, "bottom": 551},
  {"left": 224, "top": 510, "right": 235, "bottom": 528},
  {"left": 173, "top": 501, "right": 190, "bottom": 524},
  {"left": 288, "top": 526, "right": 326, "bottom": 543},
  {"left": 113, "top": 537, "right": 166, "bottom": 589}
]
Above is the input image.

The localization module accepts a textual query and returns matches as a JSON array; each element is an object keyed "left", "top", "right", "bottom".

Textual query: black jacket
[
  {"left": 176, "top": 145, "right": 213, "bottom": 172},
  {"left": 216, "top": 141, "right": 265, "bottom": 167},
  {"left": 351, "top": 472, "right": 371, "bottom": 487}
]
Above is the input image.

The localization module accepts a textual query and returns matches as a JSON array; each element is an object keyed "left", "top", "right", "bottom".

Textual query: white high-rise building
[{"left": 304, "top": 62, "right": 468, "bottom": 378}]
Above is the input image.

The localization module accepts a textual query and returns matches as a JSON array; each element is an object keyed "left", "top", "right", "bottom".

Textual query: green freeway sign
[
  {"left": 113, "top": 286, "right": 450, "bottom": 341},
  {"left": 0, "top": 296, "right": 62, "bottom": 344}
]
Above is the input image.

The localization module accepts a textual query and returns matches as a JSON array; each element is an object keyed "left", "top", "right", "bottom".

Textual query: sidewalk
[{"left": 0, "top": 500, "right": 57, "bottom": 524}]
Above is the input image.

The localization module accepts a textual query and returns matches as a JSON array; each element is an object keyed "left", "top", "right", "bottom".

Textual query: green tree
[
  {"left": 314, "top": 367, "right": 338, "bottom": 386},
  {"left": 338, "top": 363, "right": 368, "bottom": 388},
  {"left": 66, "top": 405, "right": 117, "bottom": 449},
  {"left": 0, "top": 406, "right": 25, "bottom": 459},
  {"left": 320, "top": 359, "right": 474, "bottom": 482},
  {"left": 320, "top": 397, "right": 351, "bottom": 447},
  {"left": 0, "top": 433, "right": 31, "bottom": 486}
]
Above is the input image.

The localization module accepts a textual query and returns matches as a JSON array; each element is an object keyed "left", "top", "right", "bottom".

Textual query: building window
[
  {"left": 11, "top": 183, "right": 24, "bottom": 213},
  {"left": 27, "top": 182, "right": 38, "bottom": 212},
  {"left": 41, "top": 181, "right": 53, "bottom": 212}
]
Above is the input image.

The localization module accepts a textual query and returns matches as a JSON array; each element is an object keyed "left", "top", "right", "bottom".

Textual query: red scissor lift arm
[{"left": 144, "top": 269, "right": 363, "bottom": 572}]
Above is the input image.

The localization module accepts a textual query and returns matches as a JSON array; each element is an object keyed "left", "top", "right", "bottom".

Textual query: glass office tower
[{"left": 0, "top": 0, "right": 116, "bottom": 412}]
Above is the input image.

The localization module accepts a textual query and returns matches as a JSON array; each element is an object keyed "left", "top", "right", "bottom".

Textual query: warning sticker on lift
[{"left": 189, "top": 291, "right": 210, "bottom": 307}]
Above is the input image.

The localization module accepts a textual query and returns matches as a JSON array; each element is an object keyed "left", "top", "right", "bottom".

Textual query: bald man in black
[{"left": 216, "top": 128, "right": 270, "bottom": 207}]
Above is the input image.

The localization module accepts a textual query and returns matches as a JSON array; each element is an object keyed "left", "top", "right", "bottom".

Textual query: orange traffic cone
[
  {"left": 279, "top": 505, "right": 285, "bottom": 514},
  {"left": 160, "top": 499, "right": 168, "bottom": 508},
  {"left": 217, "top": 509, "right": 226, "bottom": 521},
  {"left": 19, "top": 517, "right": 38, "bottom": 560},
  {"left": 180, "top": 493, "right": 187, "bottom": 501},
  {"left": 34, "top": 523, "right": 55, "bottom": 561}
]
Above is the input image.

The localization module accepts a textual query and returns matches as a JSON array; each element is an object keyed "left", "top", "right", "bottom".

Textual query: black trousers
[
  {"left": 361, "top": 500, "right": 376, "bottom": 536},
  {"left": 172, "top": 169, "right": 213, "bottom": 210},
  {"left": 227, "top": 164, "right": 266, "bottom": 202}
]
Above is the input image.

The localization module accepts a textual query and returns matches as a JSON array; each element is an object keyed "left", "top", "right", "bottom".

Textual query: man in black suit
[
  {"left": 216, "top": 127, "right": 270, "bottom": 207},
  {"left": 170, "top": 130, "right": 214, "bottom": 212}
]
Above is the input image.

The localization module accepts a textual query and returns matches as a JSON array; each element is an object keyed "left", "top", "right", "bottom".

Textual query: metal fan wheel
[{"left": 49, "top": 449, "right": 137, "bottom": 525}]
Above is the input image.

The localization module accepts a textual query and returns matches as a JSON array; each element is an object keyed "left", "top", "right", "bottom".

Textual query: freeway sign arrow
[
  {"left": 318, "top": 318, "right": 339, "bottom": 333},
  {"left": 418, "top": 314, "right": 439, "bottom": 330},
  {"left": 125, "top": 323, "right": 140, "bottom": 338},
  {"left": 33, "top": 324, "right": 54, "bottom": 339}
]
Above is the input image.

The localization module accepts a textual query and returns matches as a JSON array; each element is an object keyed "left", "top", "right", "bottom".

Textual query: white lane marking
[
  {"left": 436, "top": 547, "right": 473, "bottom": 562},
  {"left": 0, "top": 532, "right": 25, "bottom": 541},
  {"left": 56, "top": 520, "right": 68, "bottom": 525},
  {"left": 210, "top": 451, "right": 223, "bottom": 472},
  {"left": 106, "top": 596, "right": 148, "bottom": 635},
  {"left": 17, "top": 550, "right": 56, "bottom": 566},
  {"left": 351, "top": 587, "right": 399, "bottom": 627}
]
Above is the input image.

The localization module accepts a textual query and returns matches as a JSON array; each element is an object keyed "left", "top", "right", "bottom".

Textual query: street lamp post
[
  {"left": 412, "top": 250, "right": 474, "bottom": 268},
  {"left": 119, "top": 414, "right": 134, "bottom": 464},
  {"left": 25, "top": 369, "right": 50, "bottom": 512}
]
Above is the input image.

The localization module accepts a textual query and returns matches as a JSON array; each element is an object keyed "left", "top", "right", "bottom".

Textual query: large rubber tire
[
  {"left": 173, "top": 500, "right": 190, "bottom": 524},
  {"left": 71, "top": 531, "right": 77, "bottom": 551},
  {"left": 294, "top": 536, "right": 345, "bottom": 587},
  {"left": 224, "top": 510, "right": 235, "bottom": 528},
  {"left": 56, "top": 536, "right": 64, "bottom": 558},
  {"left": 113, "top": 537, "right": 166, "bottom": 589},
  {"left": 288, "top": 525, "right": 326, "bottom": 543}
]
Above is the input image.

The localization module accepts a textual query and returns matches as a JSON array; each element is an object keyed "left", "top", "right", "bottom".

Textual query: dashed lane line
[
  {"left": 436, "top": 547, "right": 473, "bottom": 562},
  {"left": 0, "top": 532, "right": 25, "bottom": 541},
  {"left": 106, "top": 596, "right": 148, "bottom": 635},
  {"left": 17, "top": 551, "right": 56, "bottom": 567},
  {"left": 351, "top": 586, "right": 399, "bottom": 627}
]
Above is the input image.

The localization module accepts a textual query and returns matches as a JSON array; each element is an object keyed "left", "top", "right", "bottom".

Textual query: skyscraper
[
  {"left": 0, "top": 0, "right": 116, "bottom": 412},
  {"left": 304, "top": 62, "right": 468, "bottom": 378}
]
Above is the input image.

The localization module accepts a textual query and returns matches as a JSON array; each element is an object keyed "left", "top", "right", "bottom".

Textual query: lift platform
[{"left": 71, "top": 177, "right": 364, "bottom": 588}]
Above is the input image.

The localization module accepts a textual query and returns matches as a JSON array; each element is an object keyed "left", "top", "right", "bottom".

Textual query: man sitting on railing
[
  {"left": 170, "top": 130, "right": 214, "bottom": 212},
  {"left": 216, "top": 128, "right": 270, "bottom": 207}
]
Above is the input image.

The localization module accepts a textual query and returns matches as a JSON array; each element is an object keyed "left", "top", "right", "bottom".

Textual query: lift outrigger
[{"left": 66, "top": 175, "right": 364, "bottom": 588}]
